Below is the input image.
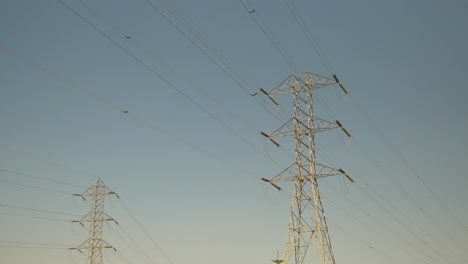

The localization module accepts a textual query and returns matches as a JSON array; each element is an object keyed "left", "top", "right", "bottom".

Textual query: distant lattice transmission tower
[
  {"left": 71, "top": 178, "right": 119, "bottom": 264},
  {"left": 260, "top": 72, "right": 354, "bottom": 264}
]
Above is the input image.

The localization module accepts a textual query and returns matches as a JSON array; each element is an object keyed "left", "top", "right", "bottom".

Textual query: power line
[
  {"left": 350, "top": 136, "right": 467, "bottom": 261},
  {"left": 140, "top": 0, "right": 290, "bottom": 123},
  {"left": 108, "top": 224, "right": 156, "bottom": 264},
  {"left": 348, "top": 95, "right": 468, "bottom": 232},
  {"left": 55, "top": 0, "right": 289, "bottom": 175},
  {"left": 241, "top": 0, "right": 300, "bottom": 74},
  {"left": 118, "top": 198, "right": 175, "bottom": 264},
  {"left": 278, "top": 0, "right": 467, "bottom": 248},
  {"left": 0, "top": 240, "right": 73, "bottom": 247},
  {"left": 240, "top": 0, "right": 339, "bottom": 121},
  {"left": 239, "top": 2, "right": 465, "bottom": 261},
  {"left": 0, "top": 212, "right": 71, "bottom": 222},
  {"left": 0, "top": 168, "right": 86, "bottom": 188},
  {"left": 320, "top": 186, "right": 433, "bottom": 264},
  {"left": 0, "top": 203, "right": 81, "bottom": 217},
  {"left": 0, "top": 178, "right": 74, "bottom": 195},
  {"left": 282, "top": 0, "right": 335, "bottom": 74},
  {"left": 0, "top": 44, "right": 258, "bottom": 180},
  {"left": 0, "top": 245, "right": 69, "bottom": 249},
  {"left": 69, "top": 0, "right": 290, "bottom": 172}
]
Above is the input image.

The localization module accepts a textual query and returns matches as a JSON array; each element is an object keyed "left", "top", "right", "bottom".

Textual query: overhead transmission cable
[
  {"left": 355, "top": 181, "right": 457, "bottom": 263},
  {"left": 0, "top": 240, "right": 72, "bottom": 249},
  {"left": 107, "top": 224, "right": 156, "bottom": 264},
  {"left": 272, "top": 186, "right": 407, "bottom": 264},
  {"left": 240, "top": 0, "right": 301, "bottom": 74},
  {"left": 140, "top": 0, "right": 291, "bottom": 123},
  {"left": 141, "top": 0, "right": 290, "bottom": 121},
  {"left": 240, "top": 0, "right": 339, "bottom": 121},
  {"left": 271, "top": 0, "right": 467, "bottom": 256},
  {"left": 118, "top": 198, "right": 175, "bottom": 264},
  {"left": 0, "top": 203, "right": 80, "bottom": 217},
  {"left": 0, "top": 44, "right": 260, "bottom": 180},
  {"left": 0, "top": 178, "right": 73, "bottom": 195},
  {"left": 0, "top": 212, "right": 71, "bottom": 222},
  {"left": 69, "top": 0, "right": 288, "bottom": 171},
  {"left": 325, "top": 218, "right": 404, "bottom": 264},
  {"left": 321, "top": 182, "right": 439, "bottom": 264},
  {"left": 0, "top": 168, "right": 86, "bottom": 188},
  {"left": 349, "top": 97, "right": 468, "bottom": 232},
  {"left": 282, "top": 0, "right": 467, "bottom": 237},
  {"left": 0, "top": 145, "right": 103, "bottom": 181},
  {"left": 243, "top": 8, "right": 462, "bottom": 260},
  {"left": 351, "top": 137, "right": 468, "bottom": 259},
  {"left": 283, "top": 0, "right": 335, "bottom": 75},
  {"left": 80, "top": 0, "right": 262, "bottom": 131}
]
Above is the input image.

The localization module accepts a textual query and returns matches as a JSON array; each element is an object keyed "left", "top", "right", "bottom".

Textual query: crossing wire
[
  {"left": 0, "top": 240, "right": 73, "bottom": 248},
  {"left": 0, "top": 178, "right": 74, "bottom": 195},
  {"left": 0, "top": 212, "right": 71, "bottom": 222},
  {"left": 0, "top": 44, "right": 260, "bottom": 180},
  {"left": 60, "top": 0, "right": 288, "bottom": 172},
  {"left": 240, "top": 0, "right": 340, "bottom": 121},
  {"left": 118, "top": 198, "right": 175, "bottom": 264},
  {"left": 321, "top": 182, "right": 437, "bottom": 264},
  {"left": 351, "top": 137, "right": 468, "bottom": 260},
  {"left": 349, "top": 95, "right": 468, "bottom": 232},
  {"left": 255, "top": 0, "right": 467, "bottom": 256},
  {"left": 77, "top": 0, "right": 263, "bottom": 133},
  {"left": 140, "top": 0, "right": 291, "bottom": 124},
  {"left": 269, "top": 185, "right": 411, "bottom": 264},
  {"left": 238, "top": 3, "right": 458, "bottom": 260},
  {"left": 0, "top": 203, "right": 81, "bottom": 217},
  {"left": 0, "top": 168, "right": 87, "bottom": 188},
  {"left": 111, "top": 224, "right": 156, "bottom": 264},
  {"left": 280, "top": 0, "right": 467, "bottom": 243}
]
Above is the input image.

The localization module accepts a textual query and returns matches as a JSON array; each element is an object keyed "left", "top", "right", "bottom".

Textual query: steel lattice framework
[
  {"left": 71, "top": 178, "right": 119, "bottom": 264},
  {"left": 261, "top": 72, "right": 353, "bottom": 264}
]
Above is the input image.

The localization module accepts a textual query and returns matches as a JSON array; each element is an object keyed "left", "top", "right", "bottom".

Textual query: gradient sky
[{"left": 1, "top": 0, "right": 467, "bottom": 264}]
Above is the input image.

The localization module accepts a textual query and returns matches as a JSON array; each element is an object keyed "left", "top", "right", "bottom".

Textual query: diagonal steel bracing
[{"left": 261, "top": 72, "right": 353, "bottom": 264}]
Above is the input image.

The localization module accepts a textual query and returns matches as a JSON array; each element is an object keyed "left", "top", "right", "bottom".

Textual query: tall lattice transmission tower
[
  {"left": 260, "top": 72, "right": 353, "bottom": 264},
  {"left": 71, "top": 178, "right": 119, "bottom": 264}
]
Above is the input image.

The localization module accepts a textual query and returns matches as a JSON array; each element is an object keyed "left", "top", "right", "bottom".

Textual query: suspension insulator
[
  {"left": 336, "top": 120, "right": 351, "bottom": 137},
  {"left": 339, "top": 169, "right": 354, "bottom": 183},
  {"left": 333, "top": 74, "right": 349, "bottom": 94},
  {"left": 270, "top": 182, "right": 282, "bottom": 190}
]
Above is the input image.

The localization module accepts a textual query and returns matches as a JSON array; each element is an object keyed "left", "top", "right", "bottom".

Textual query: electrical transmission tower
[
  {"left": 260, "top": 72, "right": 353, "bottom": 264},
  {"left": 71, "top": 178, "right": 119, "bottom": 264}
]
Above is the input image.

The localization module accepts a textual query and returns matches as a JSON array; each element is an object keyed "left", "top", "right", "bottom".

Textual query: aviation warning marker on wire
[{"left": 260, "top": 72, "right": 353, "bottom": 264}]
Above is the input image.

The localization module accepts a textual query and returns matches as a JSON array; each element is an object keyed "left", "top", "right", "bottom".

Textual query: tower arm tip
[
  {"left": 260, "top": 87, "right": 269, "bottom": 95},
  {"left": 270, "top": 182, "right": 282, "bottom": 190},
  {"left": 335, "top": 120, "right": 351, "bottom": 137},
  {"left": 333, "top": 74, "right": 349, "bottom": 94},
  {"left": 73, "top": 194, "right": 86, "bottom": 200},
  {"left": 261, "top": 178, "right": 281, "bottom": 190},
  {"left": 259, "top": 88, "right": 279, "bottom": 105},
  {"left": 339, "top": 169, "right": 354, "bottom": 183},
  {"left": 260, "top": 132, "right": 280, "bottom": 147}
]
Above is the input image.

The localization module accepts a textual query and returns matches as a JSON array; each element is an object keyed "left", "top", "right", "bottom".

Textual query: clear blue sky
[{"left": 1, "top": 0, "right": 467, "bottom": 264}]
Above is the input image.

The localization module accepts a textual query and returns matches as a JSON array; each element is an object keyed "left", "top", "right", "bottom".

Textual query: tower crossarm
[
  {"left": 267, "top": 117, "right": 344, "bottom": 139},
  {"left": 74, "top": 178, "right": 119, "bottom": 199},
  {"left": 268, "top": 72, "right": 338, "bottom": 96},
  {"left": 73, "top": 211, "right": 118, "bottom": 225},
  {"left": 263, "top": 163, "right": 354, "bottom": 187},
  {"left": 71, "top": 238, "right": 115, "bottom": 252}
]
